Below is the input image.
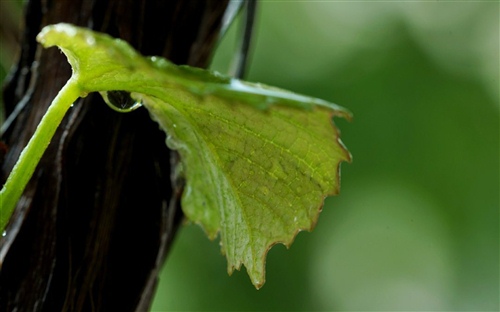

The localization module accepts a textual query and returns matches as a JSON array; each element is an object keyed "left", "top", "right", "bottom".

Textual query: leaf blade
[{"left": 141, "top": 92, "right": 350, "bottom": 287}]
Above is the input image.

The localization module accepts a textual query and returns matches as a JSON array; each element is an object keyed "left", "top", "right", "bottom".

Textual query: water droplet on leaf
[
  {"left": 271, "top": 160, "right": 287, "bottom": 180},
  {"left": 85, "top": 36, "right": 96, "bottom": 45},
  {"left": 100, "top": 91, "right": 142, "bottom": 113},
  {"left": 259, "top": 186, "right": 269, "bottom": 196}
]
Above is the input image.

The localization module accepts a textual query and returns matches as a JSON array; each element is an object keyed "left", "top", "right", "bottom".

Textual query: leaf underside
[{"left": 37, "top": 23, "right": 351, "bottom": 288}]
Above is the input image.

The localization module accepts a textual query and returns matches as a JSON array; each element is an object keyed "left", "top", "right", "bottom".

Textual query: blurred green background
[{"left": 1, "top": 1, "right": 498, "bottom": 311}]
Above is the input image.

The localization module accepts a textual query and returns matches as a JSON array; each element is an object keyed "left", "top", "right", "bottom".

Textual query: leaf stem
[{"left": 0, "top": 79, "right": 81, "bottom": 232}]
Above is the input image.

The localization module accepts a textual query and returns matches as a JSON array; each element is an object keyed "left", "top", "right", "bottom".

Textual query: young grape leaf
[{"left": 36, "top": 23, "right": 351, "bottom": 288}]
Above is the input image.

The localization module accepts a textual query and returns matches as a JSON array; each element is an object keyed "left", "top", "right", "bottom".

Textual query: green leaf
[{"left": 35, "top": 23, "right": 351, "bottom": 288}]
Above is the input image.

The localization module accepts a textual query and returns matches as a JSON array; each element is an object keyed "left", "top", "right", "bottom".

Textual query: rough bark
[{"left": 0, "top": 1, "right": 228, "bottom": 311}]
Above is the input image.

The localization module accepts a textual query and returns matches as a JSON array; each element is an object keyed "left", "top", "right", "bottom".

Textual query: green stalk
[{"left": 0, "top": 79, "right": 81, "bottom": 232}]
